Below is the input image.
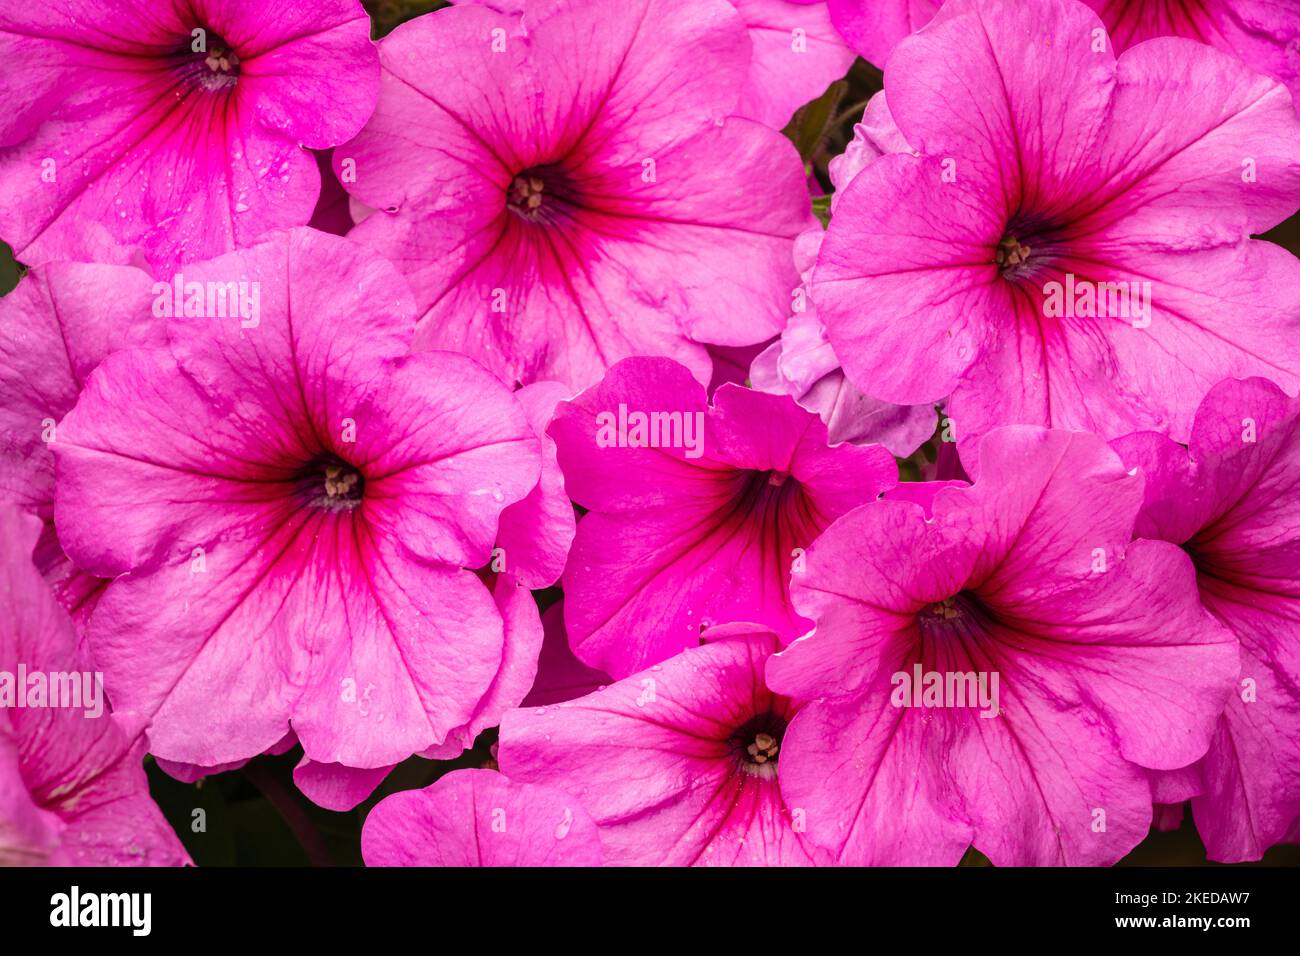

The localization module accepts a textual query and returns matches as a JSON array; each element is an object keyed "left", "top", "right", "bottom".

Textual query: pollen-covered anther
[
  {"left": 922, "top": 596, "right": 962, "bottom": 621},
  {"left": 509, "top": 175, "right": 546, "bottom": 214},
  {"left": 323, "top": 463, "right": 362, "bottom": 501},
  {"left": 996, "top": 235, "right": 1032, "bottom": 273},
  {"left": 746, "top": 732, "right": 780, "bottom": 764},
  {"left": 205, "top": 45, "right": 239, "bottom": 74}
]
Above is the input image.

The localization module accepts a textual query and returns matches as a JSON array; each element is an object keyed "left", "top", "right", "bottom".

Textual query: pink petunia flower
[
  {"left": 0, "top": 505, "right": 189, "bottom": 866},
  {"left": 52, "top": 228, "right": 544, "bottom": 781},
  {"left": 500, "top": 624, "right": 831, "bottom": 865},
  {"left": 1112, "top": 376, "right": 1300, "bottom": 862},
  {"left": 336, "top": 0, "right": 811, "bottom": 391},
  {"left": 292, "top": 382, "right": 573, "bottom": 810},
  {"left": 829, "top": 0, "right": 1300, "bottom": 104},
  {"left": 814, "top": 0, "right": 1300, "bottom": 468},
  {"left": 0, "top": 258, "right": 164, "bottom": 630},
  {"left": 0, "top": 0, "right": 379, "bottom": 272},
  {"left": 362, "top": 767, "right": 602, "bottom": 866},
  {"left": 766, "top": 426, "right": 1238, "bottom": 865},
  {"left": 548, "top": 356, "right": 897, "bottom": 679}
]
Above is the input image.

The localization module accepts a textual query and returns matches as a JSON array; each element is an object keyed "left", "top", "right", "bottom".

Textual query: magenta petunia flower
[
  {"left": 1112, "top": 376, "right": 1300, "bottom": 862},
  {"left": 292, "top": 383, "right": 572, "bottom": 810},
  {"left": 168, "top": 380, "right": 570, "bottom": 810},
  {"left": 548, "top": 356, "right": 896, "bottom": 679},
  {"left": 829, "top": 0, "right": 1300, "bottom": 103},
  {"left": 0, "top": 506, "right": 189, "bottom": 866},
  {"left": 0, "top": 259, "right": 164, "bottom": 630},
  {"left": 814, "top": 0, "right": 1300, "bottom": 467},
  {"left": 337, "top": 0, "right": 810, "bottom": 391},
  {"left": 500, "top": 624, "right": 831, "bottom": 865},
  {"left": 0, "top": 0, "right": 379, "bottom": 272},
  {"left": 362, "top": 768, "right": 602, "bottom": 867},
  {"left": 52, "top": 228, "right": 544, "bottom": 779},
  {"left": 766, "top": 426, "right": 1238, "bottom": 865}
]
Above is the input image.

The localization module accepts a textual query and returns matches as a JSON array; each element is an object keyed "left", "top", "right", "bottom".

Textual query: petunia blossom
[
  {"left": 337, "top": 0, "right": 810, "bottom": 390},
  {"left": 549, "top": 356, "right": 897, "bottom": 679},
  {"left": 766, "top": 426, "right": 1238, "bottom": 865},
  {"left": 814, "top": 0, "right": 1300, "bottom": 468},
  {"left": 0, "top": 505, "right": 190, "bottom": 866},
  {"left": 361, "top": 768, "right": 602, "bottom": 867},
  {"left": 0, "top": 0, "right": 379, "bottom": 272},
  {"left": 1112, "top": 376, "right": 1300, "bottom": 862},
  {"left": 500, "top": 624, "right": 831, "bottom": 865},
  {"left": 52, "top": 228, "right": 543, "bottom": 780},
  {"left": 828, "top": 0, "right": 1300, "bottom": 104},
  {"left": 0, "top": 258, "right": 164, "bottom": 630},
  {"left": 161, "top": 379, "right": 569, "bottom": 809}
]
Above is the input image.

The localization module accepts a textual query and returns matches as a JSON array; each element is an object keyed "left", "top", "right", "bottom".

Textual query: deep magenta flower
[
  {"left": 549, "top": 356, "right": 896, "bottom": 678},
  {"left": 814, "top": 0, "right": 1300, "bottom": 466},
  {"left": 0, "top": 0, "right": 378, "bottom": 272},
  {"left": 0, "top": 506, "right": 189, "bottom": 866},
  {"left": 829, "top": 0, "right": 1300, "bottom": 104},
  {"left": 1112, "top": 376, "right": 1300, "bottom": 862},
  {"left": 337, "top": 0, "right": 811, "bottom": 390},
  {"left": 766, "top": 426, "right": 1238, "bottom": 865},
  {"left": 501, "top": 625, "right": 830, "bottom": 865},
  {"left": 0, "top": 258, "right": 164, "bottom": 629},
  {"left": 362, "top": 768, "right": 602, "bottom": 867},
  {"left": 52, "top": 228, "right": 545, "bottom": 779}
]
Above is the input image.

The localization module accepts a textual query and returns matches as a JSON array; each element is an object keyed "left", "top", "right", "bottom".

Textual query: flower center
[
  {"left": 300, "top": 455, "right": 365, "bottom": 512},
  {"left": 504, "top": 165, "right": 580, "bottom": 224},
  {"left": 508, "top": 174, "right": 546, "bottom": 215},
  {"left": 996, "top": 235, "right": 1032, "bottom": 275},
  {"left": 729, "top": 712, "right": 787, "bottom": 779},
  {"left": 921, "top": 596, "right": 963, "bottom": 621},
  {"left": 185, "top": 29, "right": 240, "bottom": 92},
  {"left": 747, "top": 732, "right": 780, "bottom": 764}
]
